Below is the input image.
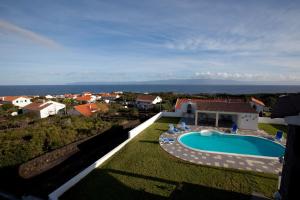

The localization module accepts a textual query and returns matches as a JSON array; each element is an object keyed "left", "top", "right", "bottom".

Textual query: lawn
[
  {"left": 258, "top": 123, "right": 288, "bottom": 138},
  {"left": 62, "top": 117, "right": 278, "bottom": 200}
]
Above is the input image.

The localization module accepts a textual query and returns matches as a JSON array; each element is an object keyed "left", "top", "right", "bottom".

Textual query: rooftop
[
  {"left": 197, "top": 102, "right": 257, "bottom": 113},
  {"left": 74, "top": 103, "right": 106, "bottom": 117},
  {"left": 251, "top": 97, "right": 265, "bottom": 106},
  {"left": 23, "top": 102, "right": 52, "bottom": 111},
  {"left": 61, "top": 117, "right": 277, "bottom": 200},
  {"left": 175, "top": 98, "right": 245, "bottom": 110},
  {"left": 136, "top": 94, "right": 157, "bottom": 102}
]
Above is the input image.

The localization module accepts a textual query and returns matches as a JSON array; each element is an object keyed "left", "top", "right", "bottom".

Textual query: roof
[
  {"left": 23, "top": 102, "right": 52, "bottom": 111},
  {"left": 99, "top": 93, "right": 119, "bottom": 98},
  {"left": 74, "top": 103, "right": 105, "bottom": 117},
  {"left": 1, "top": 96, "right": 30, "bottom": 102},
  {"left": 271, "top": 94, "right": 300, "bottom": 118},
  {"left": 76, "top": 96, "right": 92, "bottom": 102},
  {"left": 196, "top": 102, "right": 257, "bottom": 113},
  {"left": 251, "top": 97, "right": 265, "bottom": 106},
  {"left": 175, "top": 98, "right": 245, "bottom": 110},
  {"left": 136, "top": 95, "right": 157, "bottom": 102}
]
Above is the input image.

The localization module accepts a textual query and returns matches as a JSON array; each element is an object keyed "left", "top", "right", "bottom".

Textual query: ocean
[{"left": 0, "top": 85, "right": 300, "bottom": 96}]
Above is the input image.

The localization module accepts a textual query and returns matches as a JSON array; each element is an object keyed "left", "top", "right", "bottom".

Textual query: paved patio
[{"left": 159, "top": 119, "right": 284, "bottom": 174}]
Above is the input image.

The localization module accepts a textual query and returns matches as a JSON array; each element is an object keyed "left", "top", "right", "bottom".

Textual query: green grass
[
  {"left": 62, "top": 118, "right": 278, "bottom": 200},
  {"left": 258, "top": 123, "right": 288, "bottom": 138}
]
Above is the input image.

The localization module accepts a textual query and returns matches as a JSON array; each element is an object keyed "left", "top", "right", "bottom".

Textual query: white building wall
[
  {"left": 152, "top": 96, "right": 162, "bottom": 104},
  {"left": 12, "top": 97, "right": 31, "bottom": 107},
  {"left": 237, "top": 113, "right": 258, "bottom": 130}
]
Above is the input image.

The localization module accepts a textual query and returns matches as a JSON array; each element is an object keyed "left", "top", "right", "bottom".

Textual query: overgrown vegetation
[
  {"left": 62, "top": 118, "right": 278, "bottom": 200},
  {"left": 258, "top": 123, "right": 288, "bottom": 138},
  {"left": 0, "top": 115, "right": 111, "bottom": 168}
]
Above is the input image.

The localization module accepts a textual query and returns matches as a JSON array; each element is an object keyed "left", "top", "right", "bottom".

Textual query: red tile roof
[
  {"left": 175, "top": 98, "right": 255, "bottom": 113},
  {"left": 74, "top": 103, "right": 100, "bottom": 117},
  {"left": 251, "top": 97, "right": 265, "bottom": 106},
  {"left": 1, "top": 96, "right": 29, "bottom": 102},
  {"left": 23, "top": 102, "right": 52, "bottom": 111},
  {"left": 196, "top": 102, "right": 257, "bottom": 113},
  {"left": 136, "top": 95, "right": 157, "bottom": 102},
  {"left": 175, "top": 98, "right": 245, "bottom": 110},
  {"left": 76, "top": 96, "right": 92, "bottom": 102}
]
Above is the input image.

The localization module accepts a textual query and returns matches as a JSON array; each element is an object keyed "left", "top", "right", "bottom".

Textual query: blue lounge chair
[
  {"left": 159, "top": 137, "right": 175, "bottom": 144},
  {"left": 231, "top": 124, "right": 238, "bottom": 134},
  {"left": 168, "top": 124, "right": 179, "bottom": 134},
  {"left": 275, "top": 130, "right": 283, "bottom": 141},
  {"left": 180, "top": 122, "right": 190, "bottom": 131}
]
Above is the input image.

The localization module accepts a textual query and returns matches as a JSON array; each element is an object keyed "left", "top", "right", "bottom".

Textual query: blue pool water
[{"left": 179, "top": 131, "right": 285, "bottom": 158}]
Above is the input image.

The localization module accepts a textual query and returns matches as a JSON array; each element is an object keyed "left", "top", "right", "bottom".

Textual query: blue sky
[{"left": 0, "top": 0, "right": 300, "bottom": 85}]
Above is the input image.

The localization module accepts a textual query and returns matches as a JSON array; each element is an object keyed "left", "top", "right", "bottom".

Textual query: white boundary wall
[
  {"left": 48, "top": 112, "right": 168, "bottom": 200},
  {"left": 162, "top": 111, "right": 183, "bottom": 117},
  {"left": 258, "top": 117, "right": 287, "bottom": 125}
]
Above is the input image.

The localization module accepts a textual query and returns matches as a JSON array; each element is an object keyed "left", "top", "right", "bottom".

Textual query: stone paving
[{"left": 159, "top": 121, "right": 284, "bottom": 174}]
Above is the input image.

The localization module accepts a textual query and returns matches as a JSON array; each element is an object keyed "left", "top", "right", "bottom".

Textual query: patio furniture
[
  {"left": 275, "top": 130, "right": 283, "bottom": 141},
  {"left": 159, "top": 137, "right": 175, "bottom": 144},
  {"left": 168, "top": 124, "right": 180, "bottom": 134},
  {"left": 231, "top": 124, "right": 238, "bottom": 134},
  {"left": 179, "top": 122, "right": 191, "bottom": 131}
]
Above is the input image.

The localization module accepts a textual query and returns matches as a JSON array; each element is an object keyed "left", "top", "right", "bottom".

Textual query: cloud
[
  {"left": 0, "top": 19, "right": 62, "bottom": 49},
  {"left": 194, "top": 71, "right": 300, "bottom": 82}
]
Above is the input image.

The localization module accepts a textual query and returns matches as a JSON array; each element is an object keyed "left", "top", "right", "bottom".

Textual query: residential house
[
  {"left": 271, "top": 94, "right": 300, "bottom": 200},
  {"left": 136, "top": 95, "right": 162, "bottom": 109},
  {"left": 75, "top": 95, "right": 96, "bottom": 104},
  {"left": 98, "top": 93, "right": 121, "bottom": 103},
  {"left": 175, "top": 98, "right": 258, "bottom": 130},
  {"left": 64, "top": 94, "right": 79, "bottom": 99},
  {"left": 45, "top": 95, "right": 54, "bottom": 99},
  {"left": 71, "top": 103, "right": 108, "bottom": 117},
  {"left": 23, "top": 100, "right": 66, "bottom": 118},
  {"left": 0, "top": 96, "right": 32, "bottom": 108},
  {"left": 250, "top": 97, "right": 265, "bottom": 116}
]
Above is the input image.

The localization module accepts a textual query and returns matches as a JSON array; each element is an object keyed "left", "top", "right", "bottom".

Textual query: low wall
[
  {"left": 258, "top": 117, "right": 287, "bottom": 125},
  {"left": 162, "top": 112, "right": 183, "bottom": 117},
  {"left": 129, "top": 112, "right": 162, "bottom": 138},
  {"left": 48, "top": 112, "right": 163, "bottom": 200}
]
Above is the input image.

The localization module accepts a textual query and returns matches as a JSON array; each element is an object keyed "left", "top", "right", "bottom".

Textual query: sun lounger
[
  {"left": 168, "top": 124, "right": 180, "bottom": 134},
  {"left": 231, "top": 124, "right": 238, "bottom": 134},
  {"left": 159, "top": 137, "right": 175, "bottom": 144},
  {"left": 275, "top": 130, "right": 283, "bottom": 141},
  {"left": 179, "top": 122, "right": 190, "bottom": 131}
]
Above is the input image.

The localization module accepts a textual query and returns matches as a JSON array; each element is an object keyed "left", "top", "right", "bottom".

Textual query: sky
[{"left": 0, "top": 0, "right": 300, "bottom": 85}]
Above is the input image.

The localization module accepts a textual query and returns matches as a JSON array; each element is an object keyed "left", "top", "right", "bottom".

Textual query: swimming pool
[{"left": 178, "top": 130, "right": 285, "bottom": 158}]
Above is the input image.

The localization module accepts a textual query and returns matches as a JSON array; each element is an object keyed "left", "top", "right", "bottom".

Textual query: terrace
[{"left": 61, "top": 117, "right": 278, "bottom": 200}]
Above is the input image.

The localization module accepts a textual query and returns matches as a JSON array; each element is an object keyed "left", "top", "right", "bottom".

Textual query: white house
[
  {"left": 98, "top": 93, "right": 121, "bottom": 102},
  {"left": 0, "top": 96, "right": 32, "bottom": 108},
  {"left": 175, "top": 98, "right": 258, "bottom": 130},
  {"left": 249, "top": 97, "right": 265, "bottom": 116},
  {"left": 136, "top": 95, "right": 162, "bottom": 109},
  {"left": 23, "top": 101, "right": 66, "bottom": 118},
  {"left": 45, "top": 95, "right": 54, "bottom": 99}
]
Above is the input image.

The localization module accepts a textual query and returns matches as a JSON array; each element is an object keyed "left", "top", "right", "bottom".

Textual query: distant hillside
[{"left": 67, "top": 78, "right": 244, "bottom": 85}]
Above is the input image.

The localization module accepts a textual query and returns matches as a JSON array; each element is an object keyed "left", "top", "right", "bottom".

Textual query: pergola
[{"left": 194, "top": 110, "right": 238, "bottom": 127}]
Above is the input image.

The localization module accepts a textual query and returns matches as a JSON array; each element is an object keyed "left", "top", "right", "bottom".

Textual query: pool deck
[{"left": 159, "top": 119, "right": 284, "bottom": 174}]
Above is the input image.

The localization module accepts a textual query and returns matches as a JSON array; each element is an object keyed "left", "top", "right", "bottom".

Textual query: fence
[
  {"left": 48, "top": 112, "right": 167, "bottom": 200},
  {"left": 258, "top": 117, "right": 287, "bottom": 125}
]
